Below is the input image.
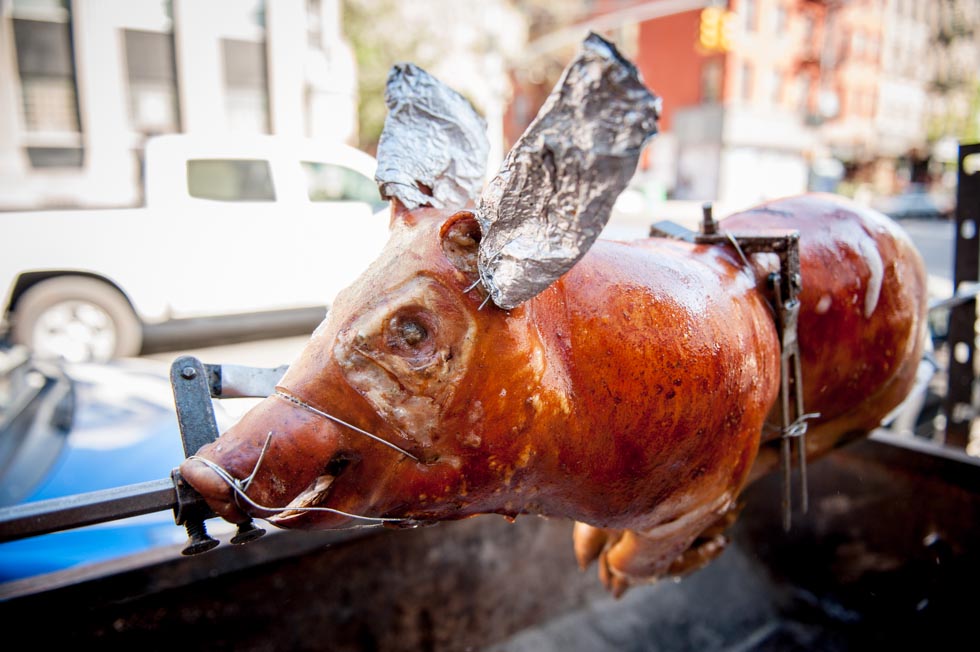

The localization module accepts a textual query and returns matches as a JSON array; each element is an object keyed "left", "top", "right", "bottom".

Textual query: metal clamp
[{"left": 169, "top": 356, "right": 288, "bottom": 554}]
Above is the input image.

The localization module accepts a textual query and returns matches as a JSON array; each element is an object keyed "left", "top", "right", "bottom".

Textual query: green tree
[{"left": 341, "top": 0, "right": 434, "bottom": 152}]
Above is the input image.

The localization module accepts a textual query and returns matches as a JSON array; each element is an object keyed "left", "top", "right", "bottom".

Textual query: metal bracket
[
  {"left": 652, "top": 202, "right": 815, "bottom": 530},
  {"left": 169, "top": 356, "right": 288, "bottom": 553}
]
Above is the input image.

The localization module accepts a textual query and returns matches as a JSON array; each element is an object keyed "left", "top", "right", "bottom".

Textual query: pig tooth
[{"left": 274, "top": 474, "right": 336, "bottom": 519}]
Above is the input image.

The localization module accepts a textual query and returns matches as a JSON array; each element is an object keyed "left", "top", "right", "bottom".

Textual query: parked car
[
  {"left": 875, "top": 188, "right": 954, "bottom": 221},
  {"left": 0, "top": 344, "right": 237, "bottom": 582},
  {"left": 0, "top": 134, "right": 390, "bottom": 363}
]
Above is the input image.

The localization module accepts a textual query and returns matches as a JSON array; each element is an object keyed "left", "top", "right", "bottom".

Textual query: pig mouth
[
  {"left": 186, "top": 450, "right": 413, "bottom": 528},
  {"left": 269, "top": 455, "right": 350, "bottom": 525},
  {"left": 180, "top": 390, "right": 432, "bottom": 530}
]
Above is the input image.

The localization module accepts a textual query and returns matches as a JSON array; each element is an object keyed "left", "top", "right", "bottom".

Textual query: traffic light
[
  {"left": 699, "top": 7, "right": 734, "bottom": 53},
  {"left": 699, "top": 7, "right": 723, "bottom": 50},
  {"left": 719, "top": 10, "right": 734, "bottom": 50}
]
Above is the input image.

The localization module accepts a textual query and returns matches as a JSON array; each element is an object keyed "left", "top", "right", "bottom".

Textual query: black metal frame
[{"left": 944, "top": 143, "right": 980, "bottom": 447}]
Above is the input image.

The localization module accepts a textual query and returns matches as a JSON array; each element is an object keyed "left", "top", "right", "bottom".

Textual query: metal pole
[{"left": 944, "top": 143, "right": 979, "bottom": 448}]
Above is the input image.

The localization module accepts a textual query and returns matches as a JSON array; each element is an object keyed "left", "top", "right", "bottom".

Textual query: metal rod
[
  {"left": 781, "top": 437, "right": 792, "bottom": 532},
  {"left": 793, "top": 351, "right": 809, "bottom": 514},
  {"left": 0, "top": 478, "right": 179, "bottom": 544}
]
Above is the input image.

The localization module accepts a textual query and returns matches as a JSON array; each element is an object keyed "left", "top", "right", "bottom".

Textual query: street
[{"left": 898, "top": 217, "right": 957, "bottom": 281}]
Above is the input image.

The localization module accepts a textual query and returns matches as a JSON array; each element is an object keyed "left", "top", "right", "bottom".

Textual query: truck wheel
[{"left": 11, "top": 277, "right": 143, "bottom": 363}]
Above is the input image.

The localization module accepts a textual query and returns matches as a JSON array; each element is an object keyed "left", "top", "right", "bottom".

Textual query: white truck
[{"left": 1, "top": 134, "right": 391, "bottom": 362}]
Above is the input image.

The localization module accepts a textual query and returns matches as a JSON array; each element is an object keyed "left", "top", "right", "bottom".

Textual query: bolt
[
  {"left": 181, "top": 519, "right": 219, "bottom": 555},
  {"left": 181, "top": 366, "right": 197, "bottom": 380},
  {"left": 230, "top": 519, "right": 266, "bottom": 545},
  {"left": 700, "top": 202, "right": 717, "bottom": 235}
]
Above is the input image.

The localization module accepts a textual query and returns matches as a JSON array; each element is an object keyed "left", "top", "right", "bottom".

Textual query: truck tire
[{"left": 11, "top": 277, "right": 143, "bottom": 363}]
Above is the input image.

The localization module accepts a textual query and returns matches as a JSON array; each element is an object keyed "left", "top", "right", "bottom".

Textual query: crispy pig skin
[
  {"left": 180, "top": 194, "right": 927, "bottom": 595},
  {"left": 723, "top": 194, "right": 928, "bottom": 482}
]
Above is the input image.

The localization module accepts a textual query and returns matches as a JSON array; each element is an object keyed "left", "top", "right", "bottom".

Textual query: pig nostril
[{"left": 323, "top": 455, "right": 354, "bottom": 477}]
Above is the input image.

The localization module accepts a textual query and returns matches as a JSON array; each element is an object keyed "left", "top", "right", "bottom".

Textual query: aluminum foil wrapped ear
[
  {"left": 375, "top": 63, "right": 489, "bottom": 211},
  {"left": 477, "top": 33, "right": 661, "bottom": 310}
]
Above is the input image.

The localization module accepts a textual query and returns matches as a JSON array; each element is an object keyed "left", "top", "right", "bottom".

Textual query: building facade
[
  {"left": 626, "top": 0, "right": 979, "bottom": 206},
  {"left": 0, "top": 0, "right": 358, "bottom": 210}
]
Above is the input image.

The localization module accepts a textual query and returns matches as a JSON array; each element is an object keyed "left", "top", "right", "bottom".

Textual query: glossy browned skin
[
  {"left": 727, "top": 194, "right": 928, "bottom": 481},
  {"left": 573, "top": 194, "right": 928, "bottom": 593},
  {"left": 180, "top": 193, "right": 927, "bottom": 596}
]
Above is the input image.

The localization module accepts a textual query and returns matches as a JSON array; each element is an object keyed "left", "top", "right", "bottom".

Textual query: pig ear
[
  {"left": 440, "top": 211, "right": 482, "bottom": 279},
  {"left": 476, "top": 33, "right": 661, "bottom": 310},
  {"left": 375, "top": 63, "right": 490, "bottom": 212}
]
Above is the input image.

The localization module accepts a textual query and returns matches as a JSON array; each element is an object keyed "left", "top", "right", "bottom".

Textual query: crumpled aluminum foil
[
  {"left": 477, "top": 33, "right": 661, "bottom": 310},
  {"left": 375, "top": 63, "right": 489, "bottom": 211}
]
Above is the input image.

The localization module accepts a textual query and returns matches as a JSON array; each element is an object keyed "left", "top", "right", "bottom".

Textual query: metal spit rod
[{"left": 0, "top": 478, "right": 178, "bottom": 543}]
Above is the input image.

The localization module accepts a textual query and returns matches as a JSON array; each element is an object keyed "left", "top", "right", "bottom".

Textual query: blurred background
[{"left": 1, "top": 0, "right": 977, "bottom": 213}]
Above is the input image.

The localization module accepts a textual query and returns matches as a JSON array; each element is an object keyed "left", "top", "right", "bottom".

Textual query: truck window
[
  {"left": 187, "top": 159, "right": 276, "bottom": 201},
  {"left": 302, "top": 161, "right": 383, "bottom": 208}
]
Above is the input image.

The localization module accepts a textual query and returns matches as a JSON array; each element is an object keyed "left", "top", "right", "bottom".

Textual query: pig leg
[
  {"left": 573, "top": 521, "right": 612, "bottom": 570},
  {"left": 574, "top": 500, "right": 742, "bottom": 597}
]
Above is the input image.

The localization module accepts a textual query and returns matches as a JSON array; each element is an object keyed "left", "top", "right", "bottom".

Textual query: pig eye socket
[
  {"left": 397, "top": 318, "right": 427, "bottom": 345},
  {"left": 385, "top": 311, "right": 435, "bottom": 355}
]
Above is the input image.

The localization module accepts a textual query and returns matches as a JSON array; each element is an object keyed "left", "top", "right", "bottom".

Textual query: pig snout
[
  {"left": 178, "top": 394, "right": 352, "bottom": 527},
  {"left": 179, "top": 456, "right": 250, "bottom": 524}
]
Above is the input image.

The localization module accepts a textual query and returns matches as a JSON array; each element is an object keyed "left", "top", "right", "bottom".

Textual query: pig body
[{"left": 181, "top": 193, "right": 927, "bottom": 594}]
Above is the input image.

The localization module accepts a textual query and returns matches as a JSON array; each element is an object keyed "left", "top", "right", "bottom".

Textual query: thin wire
[
  {"left": 186, "top": 455, "right": 410, "bottom": 526},
  {"left": 240, "top": 431, "right": 274, "bottom": 492},
  {"left": 763, "top": 412, "right": 821, "bottom": 437},
  {"left": 724, "top": 231, "right": 753, "bottom": 270},
  {"left": 274, "top": 390, "right": 420, "bottom": 462}
]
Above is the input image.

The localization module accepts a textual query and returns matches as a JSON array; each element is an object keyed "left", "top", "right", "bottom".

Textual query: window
[
  {"left": 770, "top": 70, "right": 783, "bottom": 106},
  {"left": 742, "top": 0, "right": 757, "bottom": 33},
  {"left": 12, "top": 14, "right": 82, "bottom": 167},
  {"left": 803, "top": 14, "right": 815, "bottom": 43},
  {"left": 25, "top": 147, "right": 83, "bottom": 167},
  {"left": 700, "top": 60, "right": 723, "bottom": 104},
  {"left": 306, "top": 0, "right": 323, "bottom": 48},
  {"left": 852, "top": 32, "right": 865, "bottom": 59},
  {"left": 773, "top": 4, "right": 787, "bottom": 34},
  {"left": 302, "top": 162, "right": 383, "bottom": 208},
  {"left": 741, "top": 62, "right": 754, "bottom": 103},
  {"left": 797, "top": 75, "right": 811, "bottom": 114},
  {"left": 124, "top": 30, "right": 179, "bottom": 134},
  {"left": 187, "top": 159, "right": 275, "bottom": 201},
  {"left": 222, "top": 39, "right": 269, "bottom": 133}
]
